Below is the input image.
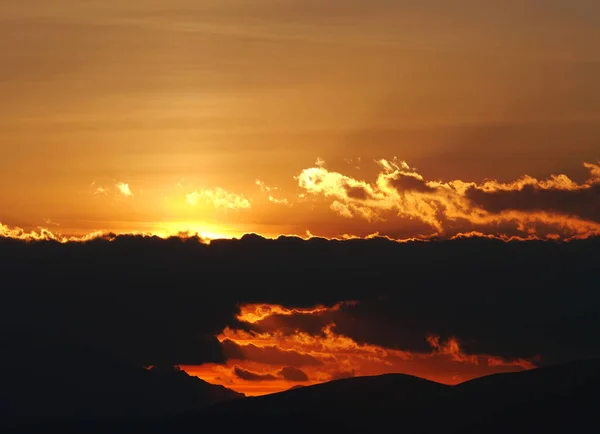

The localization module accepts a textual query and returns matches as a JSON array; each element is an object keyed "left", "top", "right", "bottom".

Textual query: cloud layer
[
  {"left": 186, "top": 188, "right": 251, "bottom": 210},
  {"left": 297, "top": 159, "right": 600, "bottom": 240},
  {"left": 23, "top": 158, "right": 596, "bottom": 244},
  {"left": 1, "top": 233, "right": 599, "bottom": 395}
]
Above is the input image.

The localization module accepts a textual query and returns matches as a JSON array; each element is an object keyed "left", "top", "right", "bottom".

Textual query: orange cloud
[
  {"left": 236, "top": 303, "right": 352, "bottom": 324},
  {"left": 0, "top": 222, "right": 112, "bottom": 243},
  {"left": 267, "top": 196, "right": 291, "bottom": 206},
  {"left": 116, "top": 182, "right": 133, "bottom": 198},
  {"left": 186, "top": 188, "right": 251, "bottom": 210},
  {"left": 256, "top": 180, "right": 291, "bottom": 206},
  {"left": 185, "top": 302, "right": 536, "bottom": 396},
  {"left": 296, "top": 159, "right": 600, "bottom": 240},
  {"left": 93, "top": 187, "right": 109, "bottom": 196}
]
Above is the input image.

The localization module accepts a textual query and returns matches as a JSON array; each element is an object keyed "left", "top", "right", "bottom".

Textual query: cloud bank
[
  {"left": 1, "top": 233, "right": 598, "bottom": 395},
  {"left": 297, "top": 159, "right": 600, "bottom": 241}
]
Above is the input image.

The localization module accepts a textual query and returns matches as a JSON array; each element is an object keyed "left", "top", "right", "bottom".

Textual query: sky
[
  {"left": 184, "top": 302, "right": 534, "bottom": 395},
  {"left": 1, "top": 0, "right": 599, "bottom": 241},
  {"left": 1, "top": 2, "right": 599, "bottom": 398}
]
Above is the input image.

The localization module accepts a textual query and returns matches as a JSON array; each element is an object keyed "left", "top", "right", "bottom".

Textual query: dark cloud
[
  {"left": 221, "top": 339, "right": 322, "bottom": 367},
  {"left": 343, "top": 183, "right": 373, "bottom": 200},
  {"left": 250, "top": 303, "right": 435, "bottom": 354},
  {"left": 278, "top": 366, "right": 309, "bottom": 382},
  {"left": 251, "top": 313, "right": 333, "bottom": 337},
  {"left": 0, "top": 234, "right": 599, "bottom": 369},
  {"left": 387, "top": 173, "right": 438, "bottom": 193},
  {"left": 297, "top": 160, "right": 600, "bottom": 240},
  {"left": 233, "top": 367, "right": 277, "bottom": 382},
  {"left": 466, "top": 183, "right": 600, "bottom": 222}
]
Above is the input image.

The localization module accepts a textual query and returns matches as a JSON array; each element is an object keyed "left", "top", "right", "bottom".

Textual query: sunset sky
[
  {"left": 1, "top": 0, "right": 599, "bottom": 241},
  {"left": 183, "top": 302, "right": 534, "bottom": 396},
  {"left": 1, "top": 1, "right": 600, "bottom": 399}
]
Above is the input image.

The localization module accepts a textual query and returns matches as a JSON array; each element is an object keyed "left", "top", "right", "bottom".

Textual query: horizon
[
  {"left": 1, "top": 1, "right": 599, "bottom": 242},
  {"left": 1, "top": 157, "right": 599, "bottom": 242},
  {"left": 1, "top": 0, "right": 599, "bottom": 423}
]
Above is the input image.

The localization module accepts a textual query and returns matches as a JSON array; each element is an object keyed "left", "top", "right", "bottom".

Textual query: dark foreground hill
[
  {"left": 187, "top": 358, "right": 600, "bottom": 433},
  {"left": 7, "top": 358, "right": 599, "bottom": 434},
  {"left": 0, "top": 340, "right": 243, "bottom": 429}
]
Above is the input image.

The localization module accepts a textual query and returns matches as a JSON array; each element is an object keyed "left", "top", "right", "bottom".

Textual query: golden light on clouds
[
  {"left": 116, "top": 182, "right": 133, "bottom": 198},
  {"left": 236, "top": 303, "right": 353, "bottom": 324},
  {"left": 186, "top": 188, "right": 251, "bottom": 210},
  {"left": 1, "top": 1, "right": 599, "bottom": 417},
  {"left": 1, "top": 158, "right": 599, "bottom": 243},
  {"left": 295, "top": 159, "right": 600, "bottom": 240},
  {"left": 184, "top": 302, "right": 535, "bottom": 396},
  {"left": 1, "top": 1, "right": 599, "bottom": 242}
]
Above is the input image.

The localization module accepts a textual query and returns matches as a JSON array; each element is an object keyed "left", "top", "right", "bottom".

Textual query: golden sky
[
  {"left": 1, "top": 0, "right": 599, "bottom": 240},
  {"left": 183, "top": 302, "right": 534, "bottom": 396}
]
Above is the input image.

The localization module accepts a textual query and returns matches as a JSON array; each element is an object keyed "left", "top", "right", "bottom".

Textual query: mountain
[
  {"left": 0, "top": 340, "right": 243, "bottom": 429},
  {"left": 199, "top": 372, "right": 449, "bottom": 432},
  {"left": 181, "top": 358, "right": 600, "bottom": 434},
  {"left": 286, "top": 384, "right": 305, "bottom": 391},
  {"left": 448, "top": 358, "right": 600, "bottom": 433},
  {"left": 5, "top": 358, "right": 600, "bottom": 433}
]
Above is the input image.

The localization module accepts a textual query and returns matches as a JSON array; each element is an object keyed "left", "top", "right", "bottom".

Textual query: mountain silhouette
[
  {"left": 448, "top": 358, "right": 600, "bottom": 433},
  {"left": 286, "top": 384, "right": 306, "bottom": 391},
  {"left": 190, "top": 372, "right": 449, "bottom": 433},
  {"left": 4, "top": 355, "right": 599, "bottom": 433},
  {"left": 174, "top": 358, "right": 600, "bottom": 434},
  {"left": 191, "top": 359, "right": 600, "bottom": 433},
  {"left": 0, "top": 339, "right": 243, "bottom": 429}
]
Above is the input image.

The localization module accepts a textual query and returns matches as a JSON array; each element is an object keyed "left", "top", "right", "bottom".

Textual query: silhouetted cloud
[
  {"left": 221, "top": 339, "right": 322, "bottom": 367},
  {"left": 233, "top": 366, "right": 277, "bottom": 382},
  {"left": 0, "top": 233, "right": 598, "bottom": 395},
  {"left": 465, "top": 183, "right": 600, "bottom": 222},
  {"left": 278, "top": 366, "right": 309, "bottom": 382}
]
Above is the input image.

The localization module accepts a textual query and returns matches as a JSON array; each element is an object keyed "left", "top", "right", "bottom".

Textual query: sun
[{"left": 151, "top": 221, "right": 243, "bottom": 241}]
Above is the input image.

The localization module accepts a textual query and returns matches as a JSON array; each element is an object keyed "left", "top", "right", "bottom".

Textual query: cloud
[
  {"left": 0, "top": 222, "right": 112, "bottom": 243},
  {"left": 584, "top": 162, "right": 600, "bottom": 180},
  {"left": 42, "top": 218, "right": 60, "bottom": 227},
  {"left": 296, "top": 159, "right": 600, "bottom": 240},
  {"left": 93, "top": 187, "right": 109, "bottom": 196},
  {"left": 221, "top": 339, "right": 322, "bottom": 367},
  {"left": 278, "top": 366, "right": 309, "bottom": 382},
  {"left": 210, "top": 310, "right": 537, "bottom": 394},
  {"left": 465, "top": 183, "right": 600, "bottom": 222},
  {"left": 233, "top": 366, "right": 277, "bottom": 382},
  {"left": 256, "top": 180, "right": 274, "bottom": 192},
  {"left": 116, "top": 182, "right": 133, "bottom": 198},
  {"left": 0, "top": 223, "right": 66, "bottom": 243},
  {"left": 256, "top": 180, "right": 291, "bottom": 206},
  {"left": 236, "top": 303, "right": 348, "bottom": 324},
  {"left": 231, "top": 364, "right": 309, "bottom": 384},
  {"left": 187, "top": 188, "right": 251, "bottom": 210},
  {"left": 268, "top": 196, "right": 291, "bottom": 206},
  {"left": 330, "top": 201, "right": 353, "bottom": 218},
  {"left": 1, "top": 233, "right": 599, "bottom": 396}
]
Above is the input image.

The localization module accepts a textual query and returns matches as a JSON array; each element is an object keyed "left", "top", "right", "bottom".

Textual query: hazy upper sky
[{"left": 1, "top": 0, "right": 599, "bottom": 239}]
